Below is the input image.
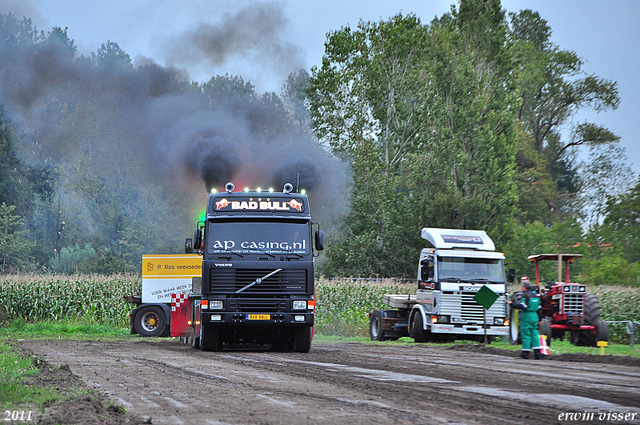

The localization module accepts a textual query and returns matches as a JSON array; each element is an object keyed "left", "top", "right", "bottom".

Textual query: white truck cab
[{"left": 370, "top": 228, "right": 514, "bottom": 343}]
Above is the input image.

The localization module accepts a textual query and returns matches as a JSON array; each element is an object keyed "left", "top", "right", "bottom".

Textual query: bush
[{"left": 49, "top": 244, "right": 98, "bottom": 274}]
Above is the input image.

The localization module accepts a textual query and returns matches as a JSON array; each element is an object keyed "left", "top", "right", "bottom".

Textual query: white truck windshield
[{"left": 438, "top": 256, "right": 505, "bottom": 283}]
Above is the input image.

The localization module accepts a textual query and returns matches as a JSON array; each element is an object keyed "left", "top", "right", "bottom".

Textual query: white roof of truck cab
[{"left": 421, "top": 228, "right": 495, "bottom": 251}]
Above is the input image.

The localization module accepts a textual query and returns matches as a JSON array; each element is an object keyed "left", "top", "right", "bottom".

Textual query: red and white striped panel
[{"left": 171, "top": 293, "right": 189, "bottom": 311}]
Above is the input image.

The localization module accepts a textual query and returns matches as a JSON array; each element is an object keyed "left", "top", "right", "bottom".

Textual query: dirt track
[{"left": 19, "top": 339, "right": 640, "bottom": 425}]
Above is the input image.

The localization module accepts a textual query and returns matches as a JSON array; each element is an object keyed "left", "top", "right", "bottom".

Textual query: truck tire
[
  {"left": 508, "top": 292, "right": 522, "bottom": 345},
  {"left": 133, "top": 305, "right": 169, "bottom": 337},
  {"left": 293, "top": 327, "right": 312, "bottom": 353},
  {"left": 369, "top": 310, "right": 384, "bottom": 341},
  {"left": 191, "top": 329, "right": 200, "bottom": 350},
  {"left": 410, "top": 312, "right": 429, "bottom": 343},
  {"left": 539, "top": 317, "right": 552, "bottom": 347},
  {"left": 584, "top": 293, "right": 602, "bottom": 325},
  {"left": 200, "top": 326, "right": 222, "bottom": 352}
]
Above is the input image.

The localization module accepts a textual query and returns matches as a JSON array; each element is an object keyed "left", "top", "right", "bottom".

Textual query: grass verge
[
  {"left": 0, "top": 342, "right": 60, "bottom": 410},
  {"left": 312, "top": 334, "right": 640, "bottom": 357}
]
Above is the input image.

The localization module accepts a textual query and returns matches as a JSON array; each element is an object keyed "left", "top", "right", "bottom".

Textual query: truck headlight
[
  {"left": 293, "top": 300, "right": 307, "bottom": 310},
  {"left": 433, "top": 315, "right": 450, "bottom": 324},
  {"left": 494, "top": 317, "right": 505, "bottom": 325},
  {"left": 210, "top": 300, "right": 223, "bottom": 309},
  {"left": 211, "top": 314, "right": 222, "bottom": 321},
  {"left": 294, "top": 315, "right": 305, "bottom": 322}
]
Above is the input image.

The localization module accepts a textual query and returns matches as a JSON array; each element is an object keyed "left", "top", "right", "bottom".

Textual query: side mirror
[
  {"left": 185, "top": 238, "right": 193, "bottom": 254},
  {"left": 420, "top": 256, "right": 434, "bottom": 281},
  {"left": 507, "top": 268, "right": 516, "bottom": 283},
  {"left": 193, "top": 228, "right": 203, "bottom": 251},
  {"left": 315, "top": 230, "right": 324, "bottom": 251}
]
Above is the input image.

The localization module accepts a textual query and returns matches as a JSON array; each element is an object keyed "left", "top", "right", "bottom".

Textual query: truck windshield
[
  {"left": 207, "top": 221, "right": 310, "bottom": 255},
  {"left": 438, "top": 257, "right": 505, "bottom": 283}
]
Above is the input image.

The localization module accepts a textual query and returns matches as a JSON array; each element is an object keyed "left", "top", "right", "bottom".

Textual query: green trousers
[{"left": 520, "top": 311, "right": 540, "bottom": 351}]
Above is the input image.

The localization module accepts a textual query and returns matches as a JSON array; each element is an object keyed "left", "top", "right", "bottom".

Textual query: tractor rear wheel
[
  {"left": 584, "top": 293, "right": 602, "bottom": 324},
  {"left": 539, "top": 317, "right": 552, "bottom": 347},
  {"left": 595, "top": 319, "right": 609, "bottom": 344},
  {"left": 508, "top": 292, "right": 522, "bottom": 345}
]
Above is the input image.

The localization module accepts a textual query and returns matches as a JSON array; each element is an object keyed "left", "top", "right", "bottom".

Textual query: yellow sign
[
  {"left": 598, "top": 340, "right": 608, "bottom": 355},
  {"left": 142, "top": 255, "right": 202, "bottom": 278}
]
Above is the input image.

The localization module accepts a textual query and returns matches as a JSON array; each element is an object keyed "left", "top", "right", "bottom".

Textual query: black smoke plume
[{"left": 0, "top": 6, "right": 349, "bottom": 255}]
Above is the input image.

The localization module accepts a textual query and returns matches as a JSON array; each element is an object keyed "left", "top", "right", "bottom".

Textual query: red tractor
[{"left": 509, "top": 253, "right": 609, "bottom": 347}]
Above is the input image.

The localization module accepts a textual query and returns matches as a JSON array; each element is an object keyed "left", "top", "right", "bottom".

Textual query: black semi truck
[{"left": 170, "top": 182, "right": 323, "bottom": 352}]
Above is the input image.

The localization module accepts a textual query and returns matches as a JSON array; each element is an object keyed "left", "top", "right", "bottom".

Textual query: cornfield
[
  {"left": 592, "top": 286, "right": 640, "bottom": 344},
  {"left": 1, "top": 275, "right": 638, "bottom": 341},
  {"left": 0, "top": 274, "right": 140, "bottom": 328},
  {"left": 314, "top": 278, "right": 413, "bottom": 337}
]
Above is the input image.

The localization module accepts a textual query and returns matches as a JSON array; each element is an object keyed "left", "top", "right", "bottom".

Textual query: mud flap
[{"left": 170, "top": 293, "right": 192, "bottom": 338}]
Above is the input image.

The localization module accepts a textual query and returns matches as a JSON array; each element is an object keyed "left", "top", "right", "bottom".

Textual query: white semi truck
[{"left": 369, "top": 228, "right": 515, "bottom": 343}]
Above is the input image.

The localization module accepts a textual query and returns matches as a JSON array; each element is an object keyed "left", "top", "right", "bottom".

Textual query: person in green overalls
[{"left": 508, "top": 279, "right": 543, "bottom": 359}]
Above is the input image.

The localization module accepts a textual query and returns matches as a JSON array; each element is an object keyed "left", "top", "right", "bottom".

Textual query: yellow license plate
[{"left": 246, "top": 314, "right": 271, "bottom": 320}]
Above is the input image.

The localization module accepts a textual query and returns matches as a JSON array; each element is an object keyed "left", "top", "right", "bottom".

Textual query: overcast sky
[{"left": 2, "top": 0, "right": 639, "bottom": 176}]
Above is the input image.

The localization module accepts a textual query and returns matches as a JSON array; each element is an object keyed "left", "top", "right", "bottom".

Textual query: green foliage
[
  {"left": 49, "top": 244, "right": 98, "bottom": 274},
  {"left": 599, "top": 176, "right": 640, "bottom": 263},
  {"left": 501, "top": 219, "right": 586, "bottom": 281},
  {"left": 508, "top": 9, "right": 620, "bottom": 215},
  {"left": 0, "top": 203, "right": 35, "bottom": 272},
  {"left": 312, "top": 1, "right": 520, "bottom": 276},
  {"left": 580, "top": 256, "right": 640, "bottom": 287},
  {"left": 0, "top": 274, "right": 140, "bottom": 327}
]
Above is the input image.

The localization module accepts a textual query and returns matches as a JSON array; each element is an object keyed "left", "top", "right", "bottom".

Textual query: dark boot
[
  {"left": 534, "top": 349, "right": 543, "bottom": 360},
  {"left": 520, "top": 350, "right": 530, "bottom": 359}
]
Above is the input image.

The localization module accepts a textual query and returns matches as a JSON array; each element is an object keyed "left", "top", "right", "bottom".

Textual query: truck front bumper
[
  {"left": 202, "top": 311, "right": 314, "bottom": 327},
  {"left": 431, "top": 323, "right": 509, "bottom": 336}
]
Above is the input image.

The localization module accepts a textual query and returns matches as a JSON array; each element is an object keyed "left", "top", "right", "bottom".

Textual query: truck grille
[
  {"left": 228, "top": 297, "right": 288, "bottom": 312},
  {"left": 562, "top": 293, "right": 584, "bottom": 314},
  {"left": 440, "top": 293, "right": 505, "bottom": 324},
  {"left": 209, "top": 268, "right": 307, "bottom": 294}
]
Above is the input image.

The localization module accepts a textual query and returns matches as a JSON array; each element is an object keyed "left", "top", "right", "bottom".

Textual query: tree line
[{"left": 0, "top": 1, "right": 639, "bottom": 285}]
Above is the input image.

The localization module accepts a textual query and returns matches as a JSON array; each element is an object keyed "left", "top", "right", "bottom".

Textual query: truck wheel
[
  {"left": 508, "top": 292, "right": 522, "bottom": 345},
  {"left": 584, "top": 293, "right": 602, "bottom": 325},
  {"left": 200, "top": 326, "right": 222, "bottom": 352},
  {"left": 369, "top": 310, "right": 384, "bottom": 341},
  {"left": 133, "top": 305, "right": 168, "bottom": 337},
  {"left": 191, "top": 329, "right": 200, "bottom": 350},
  {"left": 410, "top": 312, "right": 429, "bottom": 343},
  {"left": 293, "top": 327, "right": 312, "bottom": 353},
  {"left": 539, "top": 317, "right": 552, "bottom": 347}
]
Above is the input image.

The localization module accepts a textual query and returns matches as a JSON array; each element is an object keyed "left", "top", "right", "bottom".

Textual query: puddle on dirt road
[
  {"left": 279, "top": 358, "right": 457, "bottom": 384},
  {"left": 457, "top": 385, "right": 639, "bottom": 415}
]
